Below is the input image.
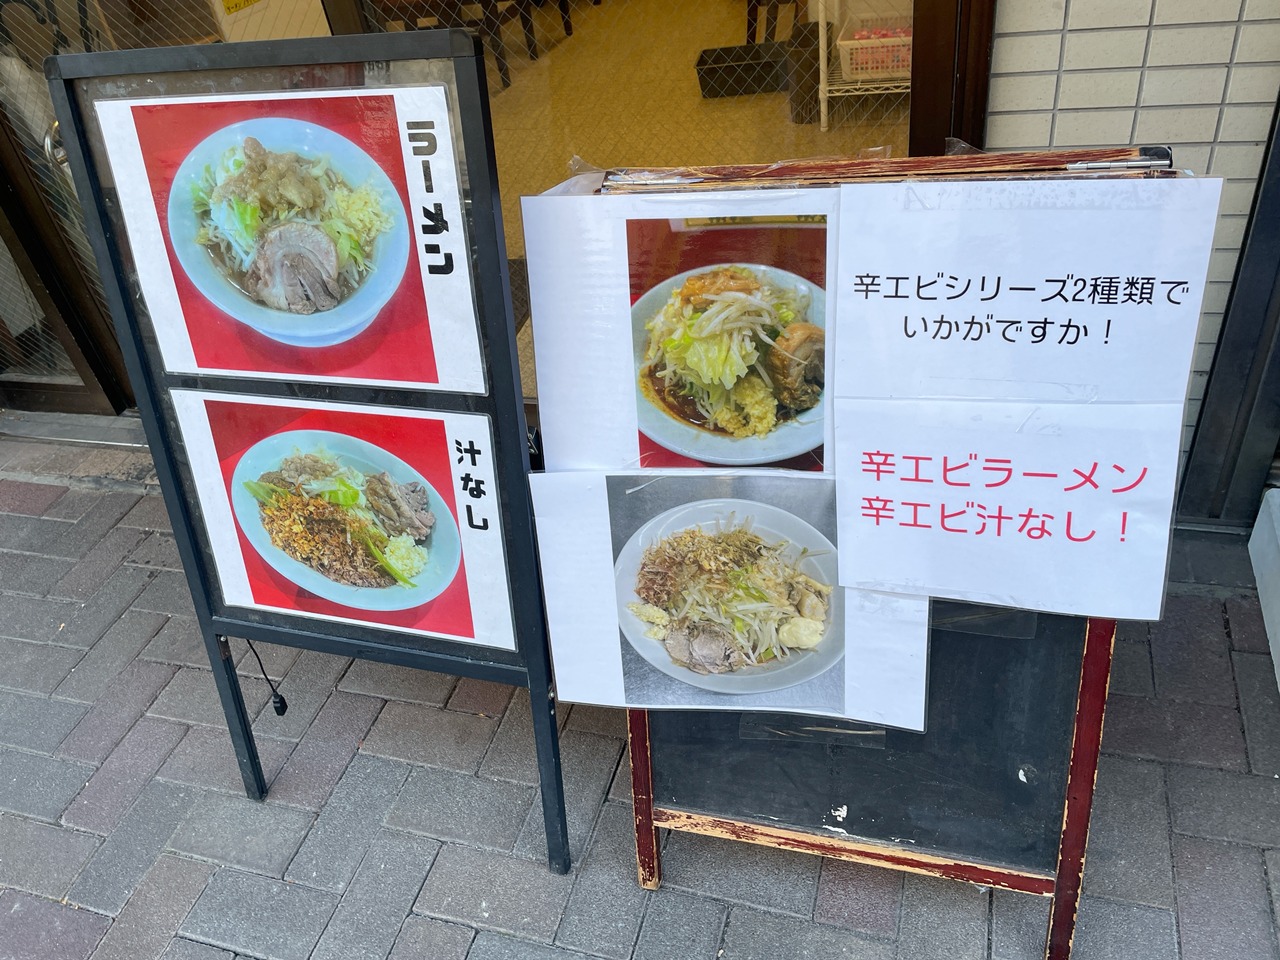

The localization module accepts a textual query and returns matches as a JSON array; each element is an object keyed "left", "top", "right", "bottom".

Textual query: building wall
[{"left": 984, "top": 0, "right": 1280, "bottom": 450}]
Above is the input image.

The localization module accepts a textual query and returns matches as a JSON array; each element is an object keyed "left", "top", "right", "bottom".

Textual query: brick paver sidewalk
[{"left": 0, "top": 433, "right": 1278, "bottom": 960}]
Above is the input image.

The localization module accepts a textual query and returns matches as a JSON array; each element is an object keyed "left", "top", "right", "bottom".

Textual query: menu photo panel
[{"left": 96, "top": 86, "right": 486, "bottom": 393}]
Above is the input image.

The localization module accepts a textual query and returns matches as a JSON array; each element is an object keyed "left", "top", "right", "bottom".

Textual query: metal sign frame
[{"left": 47, "top": 30, "right": 569, "bottom": 872}]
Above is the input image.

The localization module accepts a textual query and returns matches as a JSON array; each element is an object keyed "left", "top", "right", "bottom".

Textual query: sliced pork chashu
[{"left": 245, "top": 221, "right": 341, "bottom": 315}]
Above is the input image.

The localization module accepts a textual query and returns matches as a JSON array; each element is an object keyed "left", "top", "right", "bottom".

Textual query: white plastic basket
[{"left": 837, "top": 17, "right": 913, "bottom": 82}]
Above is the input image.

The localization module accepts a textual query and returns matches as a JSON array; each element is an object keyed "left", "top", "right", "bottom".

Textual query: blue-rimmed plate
[
  {"left": 230, "top": 430, "right": 460, "bottom": 611},
  {"left": 169, "top": 118, "right": 410, "bottom": 347}
]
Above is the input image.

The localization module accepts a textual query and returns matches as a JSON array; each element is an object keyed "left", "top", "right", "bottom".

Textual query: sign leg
[
  {"left": 1045, "top": 617, "right": 1116, "bottom": 960},
  {"left": 529, "top": 681, "right": 571, "bottom": 874},
  {"left": 628, "top": 709, "right": 661, "bottom": 890},
  {"left": 203, "top": 632, "right": 267, "bottom": 800}
]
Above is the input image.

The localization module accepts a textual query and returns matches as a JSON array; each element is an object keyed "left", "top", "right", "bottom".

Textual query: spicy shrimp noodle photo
[
  {"left": 632, "top": 264, "right": 826, "bottom": 466},
  {"left": 614, "top": 498, "right": 843, "bottom": 694}
]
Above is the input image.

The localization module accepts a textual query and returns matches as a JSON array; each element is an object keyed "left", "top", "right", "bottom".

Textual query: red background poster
[
  {"left": 626, "top": 218, "right": 827, "bottom": 470},
  {"left": 204, "top": 399, "right": 474, "bottom": 638},
  {"left": 131, "top": 94, "right": 439, "bottom": 384}
]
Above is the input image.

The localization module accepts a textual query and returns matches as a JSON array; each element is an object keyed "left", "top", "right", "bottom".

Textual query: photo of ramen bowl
[{"left": 168, "top": 118, "right": 410, "bottom": 347}]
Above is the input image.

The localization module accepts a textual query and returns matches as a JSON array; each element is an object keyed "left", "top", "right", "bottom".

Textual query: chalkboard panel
[{"left": 647, "top": 607, "right": 1086, "bottom": 875}]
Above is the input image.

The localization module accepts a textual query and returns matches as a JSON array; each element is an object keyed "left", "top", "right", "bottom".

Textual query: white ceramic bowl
[
  {"left": 168, "top": 118, "right": 410, "bottom": 347},
  {"left": 615, "top": 498, "right": 843, "bottom": 693},
  {"left": 632, "top": 264, "right": 825, "bottom": 465}
]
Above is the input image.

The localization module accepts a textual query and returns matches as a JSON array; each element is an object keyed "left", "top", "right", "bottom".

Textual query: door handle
[{"left": 43, "top": 119, "right": 67, "bottom": 167}]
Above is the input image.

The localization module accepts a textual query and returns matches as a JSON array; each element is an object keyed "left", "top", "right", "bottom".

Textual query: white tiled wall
[{"left": 985, "top": 0, "right": 1280, "bottom": 451}]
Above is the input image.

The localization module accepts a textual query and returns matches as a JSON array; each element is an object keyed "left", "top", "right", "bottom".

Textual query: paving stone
[
  {"left": 0, "top": 813, "right": 100, "bottom": 897},
  {"left": 0, "top": 889, "right": 109, "bottom": 960},
  {"left": 0, "top": 440, "right": 62, "bottom": 474},
  {"left": 895, "top": 874, "right": 987, "bottom": 960},
  {"left": 608, "top": 745, "right": 633, "bottom": 804},
  {"left": 285, "top": 754, "right": 410, "bottom": 893},
  {"left": 1150, "top": 595, "right": 1235, "bottom": 705},
  {"left": 514, "top": 729, "right": 623, "bottom": 863},
  {"left": 149, "top": 667, "right": 272, "bottom": 729},
  {"left": 414, "top": 844, "right": 573, "bottom": 941},
  {"left": 1233, "top": 650, "right": 1280, "bottom": 776},
  {"left": 465, "top": 933, "right": 584, "bottom": 960},
  {"left": 386, "top": 765, "right": 534, "bottom": 850},
  {"left": 52, "top": 610, "right": 167, "bottom": 702},
  {"left": 478, "top": 689, "right": 566, "bottom": 785},
  {"left": 991, "top": 889, "right": 1050, "bottom": 960},
  {"left": 160, "top": 939, "right": 234, "bottom": 960},
  {"left": 311, "top": 830, "right": 441, "bottom": 960},
  {"left": 566, "top": 704, "right": 628, "bottom": 739},
  {"left": 0, "top": 688, "right": 86, "bottom": 753},
  {"left": 339, "top": 659, "right": 456, "bottom": 706},
  {"left": 168, "top": 793, "right": 315, "bottom": 877},
  {"left": 265, "top": 690, "right": 382, "bottom": 809},
  {"left": 67, "top": 448, "right": 131, "bottom": 480},
  {"left": 388, "top": 916, "right": 473, "bottom": 960},
  {"left": 0, "top": 593, "right": 79, "bottom": 643},
  {"left": 0, "top": 513, "right": 39, "bottom": 550},
  {"left": 0, "top": 746, "right": 92, "bottom": 820},
  {"left": 180, "top": 869, "right": 339, "bottom": 960},
  {"left": 119, "top": 494, "right": 173, "bottom": 532},
  {"left": 1226, "top": 595, "right": 1270, "bottom": 653},
  {"left": 62, "top": 717, "right": 187, "bottom": 834},
  {"left": 142, "top": 617, "right": 209, "bottom": 669},
  {"left": 554, "top": 803, "right": 648, "bottom": 959},
  {"left": 58, "top": 659, "right": 178, "bottom": 764},
  {"left": 1266, "top": 849, "right": 1280, "bottom": 936},
  {"left": 157, "top": 726, "right": 294, "bottom": 795},
  {"left": 251, "top": 650, "right": 350, "bottom": 741},
  {"left": 720, "top": 906, "right": 893, "bottom": 960},
  {"left": 0, "top": 478, "right": 68, "bottom": 514},
  {"left": 1110, "top": 636, "right": 1155, "bottom": 697},
  {"left": 447, "top": 677, "right": 514, "bottom": 717},
  {"left": 1173, "top": 834, "right": 1274, "bottom": 960},
  {"left": 88, "top": 855, "right": 216, "bottom": 960},
  {"left": 1084, "top": 756, "right": 1175, "bottom": 908},
  {"left": 42, "top": 488, "right": 103, "bottom": 522},
  {"left": 662, "top": 830, "right": 819, "bottom": 917},
  {"left": 0, "top": 635, "right": 83, "bottom": 694},
  {"left": 134, "top": 570, "right": 198, "bottom": 618},
  {"left": 50, "top": 526, "right": 147, "bottom": 600},
  {"left": 126, "top": 531, "right": 184, "bottom": 571},
  {"left": 362, "top": 701, "right": 497, "bottom": 772},
  {"left": 1072, "top": 897, "right": 1177, "bottom": 960},
  {"left": 1168, "top": 765, "right": 1280, "bottom": 846},
  {"left": 0, "top": 550, "right": 72, "bottom": 596},
  {"left": 33, "top": 446, "right": 99, "bottom": 478},
  {"left": 228, "top": 638, "right": 300, "bottom": 681},
  {"left": 41, "top": 492, "right": 140, "bottom": 561},
  {"left": 633, "top": 889, "right": 727, "bottom": 960},
  {"left": 58, "top": 564, "right": 154, "bottom": 648},
  {"left": 812, "top": 858, "right": 901, "bottom": 937},
  {"left": 1101, "top": 694, "right": 1247, "bottom": 770},
  {"left": 69, "top": 780, "right": 198, "bottom": 915}
]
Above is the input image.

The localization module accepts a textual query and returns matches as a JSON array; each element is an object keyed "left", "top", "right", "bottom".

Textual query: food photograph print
[
  {"left": 628, "top": 216, "right": 828, "bottom": 471},
  {"left": 96, "top": 87, "right": 485, "bottom": 393},
  {"left": 170, "top": 391, "right": 516, "bottom": 651},
  {"left": 609, "top": 473, "right": 842, "bottom": 713}
]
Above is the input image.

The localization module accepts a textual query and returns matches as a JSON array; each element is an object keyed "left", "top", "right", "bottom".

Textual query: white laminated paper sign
[
  {"left": 523, "top": 188, "right": 840, "bottom": 473},
  {"left": 829, "top": 177, "right": 1220, "bottom": 620},
  {"left": 834, "top": 398, "right": 1184, "bottom": 619},
  {"left": 833, "top": 178, "right": 1223, "bottom": 404},
  {"left": 528, "top": 470, "right": 929, "bottom": 730}
]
